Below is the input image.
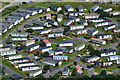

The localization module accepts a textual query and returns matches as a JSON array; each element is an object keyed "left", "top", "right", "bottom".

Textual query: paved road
[
  {"left": 72, "top": 57, "right": 87, "bottom": 68},
  {"left": 98, "top": 42, "right": 118, "bottom": 50},
  {"left": 112, "top": 20, "right": 120, "bottom": 27},
  {"left": 0, "top": 63, "right": 24, "bottom": 78},
  {"left": 44, "top": 61, "right": 74, "bottom": 78}
]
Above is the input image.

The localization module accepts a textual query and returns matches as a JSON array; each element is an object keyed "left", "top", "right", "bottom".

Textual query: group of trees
[
  {"left": 96, "top": 9, "right": 110, "bottom": 18},
  {"left": 87, "top": 45, "right": 101, "bottom": 56},
  {"left": 26, "top": 28, "right": 34, "bottom": 33}
]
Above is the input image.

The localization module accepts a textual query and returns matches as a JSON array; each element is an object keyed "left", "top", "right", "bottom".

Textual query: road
[
  {"left": 98, "top": 42, "right": 118, "bottom": 50},
  {"left": 72, "top": 57, "right": 87, "bottom": 69},
  {"left": 0, "top": 63, "right": 24, "bottom": 78},
  {"left": 44, "top": 61, "right": 74, "bottom": 78}
]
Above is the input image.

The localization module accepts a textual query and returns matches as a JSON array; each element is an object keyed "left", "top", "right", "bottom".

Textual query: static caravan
[
  {"left": 104, "top": 24, "right": 116, "bottom": 31},
  {"left": 102, "top": 7, "right": 113, "bottom": 12},
  {"left": 0, "top": 46, "right": 11, "bottom": 52},
  {"left": 46, "top": 50, "right": 63, "bottom": 56},
  {"left": 11, "top": 31, "right": 28, "bottom": 37},
  {"left": 8, "top": 16, "right": 24, "bottom": 23},
  {"left": 50, "top": 4, "right": 62, "bottom": 12},
  {"left": 88, "top": 18, "right": 104, "bottom": 23},
  {"left": 15, "top": 61, "right": 35, "bottom": 68},
  {"left": 73, "top": 29, "right": 87, "bottom": 36},
  {"left": 91, "top": 38, "right": 106, "bottom": 45},
  {"left": 94, "top": 61, "right": 113, "bottom": 67},
  {"left": 101, "top": 49, "right": 116, "bottom": 57},
  {"left": 77, "top": 5, "right": 84, "bottom": 12},
  {"left": 69, "top": 25, "right": 84, "bottom": 31},
  {"left": 62, "top": 68, "right": 70, "bottom": 76},
  {"left": 64, "top": 19, "right": 73, "bottom": 26},
  {"left": 26, "top": 44, "right": 39, "bottom": 52},
  {"left": 23, "top": 40, "right": 35, "bottom": 46},
  {"left": 11, "top": 58, "right": 30, "bottom": 64},
  {"left": 83, "top": 14, "right": 100, "bottom": 19},
  {"left": 114, "top": 27, "right": 120, "bottom": 33},
  {"left": 108, "top": 55, "right": 120, "bottom": 61},
  {"left": 39, "top": 46, "right": 52, "bottom": 53},
  {"left": 43, "top": 58, "right": 62, "bottom": 66},
  {"left": 21, "top": 65, "right": 39, "bottom": 71},
  {"left": 90, "top": 5, "right": 99, "bottom": 12},
  {"left": 59, "top": 42, "right": 73, "bottom": 47},
  {"left": 42, "top": 39, "right": 51, "bottom": 47},
  {"left": 88, "top": 28, "right": 99, "bottom": 36},
  {"left": 86, "top": 56, "right": 100, "bottom": 63},
  {"left": 64, "top": 5, "right": 74, "bottom": 12},
  {"left": 11, "top": 37, "right": 27, "bottom": 41},
  {"left": 109, "top": 12, "right": 120, "bottom": 16},
  {"left": 96, "top": 33, "right": 112, "bottom": 39},
  {"left": 26, "top": 7, "right": 43, "bottom": 13},
  {"left": 39, "top": 29, "right": 51, "bottom": 35},
  {"left": 53, "top": 56, "right": 68, "bottom": 61},
  {"left": 4, "top": 54, "right": 22, "bottom": 60},
  {"left": 10, "top": 12, "right": 30, "bottom": 19},
  {"left": 0, "top": 49, "right": 16, "bottom": 56},
  {"left": 29, "top": 69, "right": 42, "bottom": 77},
  {"left": 74, "top": 44, "right": 85, "bottom": 51},
  {"left": 39, "top": 7, "right": 50, "bottom": 12},
  {"left": 94, "top": 21, "right": 110, "bottom": 27}
]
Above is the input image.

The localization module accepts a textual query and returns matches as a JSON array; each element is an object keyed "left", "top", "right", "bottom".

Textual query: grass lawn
[
  {"left": 84, "top": 69, "right": 88, "bottom": 75},
  {"left": 1, "top": 75, "right": 10, "bottom": 80},
  {"left": 51, "top": 44, "right": 58, "bottom": 49},
  {"left": 100, "top": 57, "right": 108, "bottom": 61},
  {"left": 20, "top": 51, "right": 33, "bottom": 56},
  {"left": 94, "top": 68, "right": 102, "bottom": 73}
]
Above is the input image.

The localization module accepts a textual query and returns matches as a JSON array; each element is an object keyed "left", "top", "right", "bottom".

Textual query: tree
[
  {"left": 54, "top": 72, "right": 61, "bottom": 78},
  {"left": 35, "top": 74, "right": 45, "bottom": 80},
  {"left": 87, "top": 44, "right": 94, "bottom": 51},
  {"left": 74, "top": 61, "right": 77, "bottom": 66},
  {"left": 100, "top": 70, "right": 107, "bottom": 76},
  {"left": 26, "top": 28, "right": 34, "bottom": 33},
  {"left": 71, "top": 68, "right": 77, "bottom": 76},
  {"left": 43, "top": 65, "right": 50, "bottom": 72},
  {"left": 63, "top": 27, "right": 69, "bottom": 35},
  {"left": 58, "top": 10, "right": 64, "bottom": 15}
]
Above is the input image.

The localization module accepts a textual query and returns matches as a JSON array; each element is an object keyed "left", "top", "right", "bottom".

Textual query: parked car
[
  {"left": 76, "top": 54, "right": 82, "bottom": 57},
  {"left": 34, "top": 56, "right": 41, "bottom": 61},
  {"left": 16, "top": 47, "right": 23, "bottom": 51}
]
